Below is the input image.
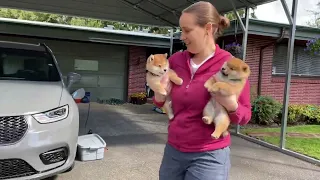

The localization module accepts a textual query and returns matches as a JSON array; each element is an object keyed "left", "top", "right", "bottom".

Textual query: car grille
[
  {"left": 0, "top": 116, "right": 28, "bottom": 145},
  {"left": 0, "top": 159, "right": 37, "bottom": 179},
  {"left": 40, "top": 147, "right": 68, "bottom": 165}
]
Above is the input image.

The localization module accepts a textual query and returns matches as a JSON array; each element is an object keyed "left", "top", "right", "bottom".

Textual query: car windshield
[{"left": 0, "top": 47, "right": 61, "bottom": 82}]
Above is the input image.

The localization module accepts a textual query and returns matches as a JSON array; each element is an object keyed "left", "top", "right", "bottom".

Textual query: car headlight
[{"left": 33, "top": 105, "right": 69, "bottom": 124}]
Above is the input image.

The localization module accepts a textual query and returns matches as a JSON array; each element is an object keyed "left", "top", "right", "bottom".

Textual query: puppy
[
  {"left": 146, "top": 53, "right": 183, "bottom": 119},
  {"left": 203, "top": 57, "right": 251, "bottom": 139}
]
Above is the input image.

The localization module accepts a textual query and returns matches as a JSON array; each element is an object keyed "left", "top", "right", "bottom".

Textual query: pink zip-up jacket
[{"left": 153, "top": 44, "right": 252, "bottom": 152}]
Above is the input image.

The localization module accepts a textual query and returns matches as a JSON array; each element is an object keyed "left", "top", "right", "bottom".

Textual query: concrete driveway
[{"left": 49, "top": 103, "right": 319, "bottom": 180}]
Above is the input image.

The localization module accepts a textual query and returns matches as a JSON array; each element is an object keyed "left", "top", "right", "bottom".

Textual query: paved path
[{"left": 49, "top": 103, "right": 319, "bottom": 180}]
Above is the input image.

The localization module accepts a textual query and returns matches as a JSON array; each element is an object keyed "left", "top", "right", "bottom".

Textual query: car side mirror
[{"left": 66, "top": 72, "right": 81, "bottom": 91}]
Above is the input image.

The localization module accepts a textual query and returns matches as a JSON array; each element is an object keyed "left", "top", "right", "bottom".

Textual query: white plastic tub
[{"left": 77, "top": 133, "right": 106, "bottom": 161}]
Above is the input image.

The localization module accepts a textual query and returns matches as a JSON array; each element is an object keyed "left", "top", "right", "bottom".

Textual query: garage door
[{"left": 0, "top": 35, "right": 128, "bottom": 102}]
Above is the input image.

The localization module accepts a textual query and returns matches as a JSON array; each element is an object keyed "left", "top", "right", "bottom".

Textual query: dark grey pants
[{"left": 159, "top": 143, "right": 230, "bottom": 180}]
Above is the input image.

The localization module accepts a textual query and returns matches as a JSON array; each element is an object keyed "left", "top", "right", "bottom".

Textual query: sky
[{"left": 254, "top": 0, "right": 319, "bottom": 26}]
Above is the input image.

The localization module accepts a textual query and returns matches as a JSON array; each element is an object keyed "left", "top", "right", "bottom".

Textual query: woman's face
[{"left": 179, "top": 12, "right": 211, "bottom": 54}]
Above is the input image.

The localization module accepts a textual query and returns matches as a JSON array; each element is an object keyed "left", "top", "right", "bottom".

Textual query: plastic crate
[{"left": 77, "top": 134, "right": 106, "bottom": 161}]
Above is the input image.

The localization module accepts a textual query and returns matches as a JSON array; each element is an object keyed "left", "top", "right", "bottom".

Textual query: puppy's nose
[
  {"left": 164, "top": 69, "right": 167, "bottom": 72},
  {"left": 222, "top": 68, "right": 225, "bottom": 71}
]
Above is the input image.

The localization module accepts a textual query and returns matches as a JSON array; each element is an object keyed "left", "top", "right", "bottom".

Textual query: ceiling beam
[{"left": 119, "top": 0, "right": 176, "bottom": 27}]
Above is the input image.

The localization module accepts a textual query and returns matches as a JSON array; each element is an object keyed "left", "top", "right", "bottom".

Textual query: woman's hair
[{"left": 182, "top": 1, "right": 230, "bottom": 39}]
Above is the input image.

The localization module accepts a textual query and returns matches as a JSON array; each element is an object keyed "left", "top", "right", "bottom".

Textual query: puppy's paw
[
  {"left": 211, "top": 132, "right": 221, "bottom": 139},
  {"left": 204, "top": 81, "right": 211, "bottom": 89},
  {"left": 168, "top": 101, "right": 172, "bottom": 108},
  {"left": 168, "top": 113, "right": 174, "bottom": 120},
  {"left": 222, "top": 131, "right": 229, "bottom": 137},
  {"left": 209, "top": 85, "right": 219, "bottom": 93},
  {"left": 202, "top": 116, "right": 213, "bottom": 125},
  {"left": 159, "top": 89, "right": 167, "bottom": 96},
  {"left": 177, "top": 78, "right": 183, "bottom": 85}
]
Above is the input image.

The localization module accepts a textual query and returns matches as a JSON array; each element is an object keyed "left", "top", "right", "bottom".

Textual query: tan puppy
[
  {"left": 203, "top": 57, "right": 251, "bottom": 139},
  {"left": 146, "top": 53, "right": 183, "bottom": 119}
]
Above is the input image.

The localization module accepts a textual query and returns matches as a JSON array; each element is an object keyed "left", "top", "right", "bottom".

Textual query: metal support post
[
  {"left": 228, "top": 0, "right": 246, "bottom": 31},
  {"left": 279, "top": 0, "right": 298, "bottom": 149},
  {"left": 241, "top": 7, "right": 249, "bottom": 62},
  {"left": 233, "top": 7, "right": 250, "bottom": 134},
  {"left": 229, "top": 0, "right": 250, "bottom": 134},
  {"left": 169, "top": 28, "right": 174, "bottom": 55}
]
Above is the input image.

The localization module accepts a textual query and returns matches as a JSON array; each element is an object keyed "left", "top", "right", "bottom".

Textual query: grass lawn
[{"left": 241, "top": 125, "right": 320, "bottom": 160}]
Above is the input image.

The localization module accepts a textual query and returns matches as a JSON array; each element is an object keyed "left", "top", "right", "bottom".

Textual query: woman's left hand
[{"left": 211, "top": 92, "right": 238, "bottom": 113}]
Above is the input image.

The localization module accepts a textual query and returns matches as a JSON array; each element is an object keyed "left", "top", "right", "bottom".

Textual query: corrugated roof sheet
[{"left": 0, "top": 0, "right": 277, "bottom": 27}]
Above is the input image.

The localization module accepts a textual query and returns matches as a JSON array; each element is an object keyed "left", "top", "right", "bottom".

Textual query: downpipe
[{"left": 257, "top": 27, "right": 286, "bottom": 96}]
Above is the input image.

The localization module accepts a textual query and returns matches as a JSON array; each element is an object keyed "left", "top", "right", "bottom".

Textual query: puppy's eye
[
  {"left": 243, "top": 67, "right": 247, "bottom": 71},
  {"left": 230, "top": 68, "right": 234, "bottom": 70},
  {"left": 158, "top": 65, "right": 161, "bottom": 67}
]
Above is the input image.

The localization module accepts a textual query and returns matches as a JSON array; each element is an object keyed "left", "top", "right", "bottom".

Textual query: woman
[{"left": 153, "top": 1, "right": 252, "bottom": 180}]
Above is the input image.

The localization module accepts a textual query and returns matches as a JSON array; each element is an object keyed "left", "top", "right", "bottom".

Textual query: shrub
[
  {"left": 275, "top": 104, "right": 320, "bottom": 125},
  {"left": 224, "top": 42, "right": 243, "bottom": 58},
  {"left": 251, "top": 96, "right": 282, "bottom": 125},
  {"left": 97, "top": 98, "right": 126, "bottom": 105},
  {"left": 305, "top": 36, "right": 320, "bottom": 56},
  {"left": 287, "top": 104, "right": 305, "bottom": 125},
  {"left": 286, "top": 104, "right": 320, "bottom": 125},
  {"left": 303, "top": 105, "right": 320, "bottom": 124},
  {"left": 129, "top": 92, "right": 147, "bottom": 105}
]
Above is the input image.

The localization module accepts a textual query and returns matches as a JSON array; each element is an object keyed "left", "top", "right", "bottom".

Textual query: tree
[
  {"left": 0, "top": 8, "right": 155, "bottom": 33},
  {"left": 250, "top": 7, "right": 258, "bottom": 19},
  {"left": 0, "top": 7, "right": 259, "bottom": 36},
  {"left": 0, "top": 8, "right": 177, "bottom": 35},
  {"left": 224, "top": 7, "right": 258, "bottom": 21},
  {"left": 306, "top": 1, "right": 320, "bottom": 28}
]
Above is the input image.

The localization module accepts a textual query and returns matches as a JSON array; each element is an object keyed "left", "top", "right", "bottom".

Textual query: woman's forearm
[{"left": 228, "top": 80, "right": 252, "bottom": 125}]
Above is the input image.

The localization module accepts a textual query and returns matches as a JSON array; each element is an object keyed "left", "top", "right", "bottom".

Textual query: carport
[{"left": 1, "top": 0, "right": 316, "bottom": 166}]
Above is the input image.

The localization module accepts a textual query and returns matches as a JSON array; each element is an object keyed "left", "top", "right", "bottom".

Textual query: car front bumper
[{"left": 0, "top": 108, "right": 79, "bottom": 180}]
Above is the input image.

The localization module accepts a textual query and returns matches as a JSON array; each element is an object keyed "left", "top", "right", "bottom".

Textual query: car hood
[{"left": 0, "top": 80, "right": 64, "bottom": 116}]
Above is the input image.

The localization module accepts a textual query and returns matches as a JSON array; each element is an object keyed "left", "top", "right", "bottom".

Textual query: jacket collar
[{"left": 183, "top": 44, "right": 231, "bottom": 76}]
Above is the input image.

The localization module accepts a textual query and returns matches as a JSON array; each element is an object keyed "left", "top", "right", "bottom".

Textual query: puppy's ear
[
  {"left": 242, "top": 66, "right": 248, "bottom": 72},
  {"left": 243, "top": 64, "right": 251, "bottom": 75},
  {"left": 148, "top": 54, "right": 154, "bottom": 62}
]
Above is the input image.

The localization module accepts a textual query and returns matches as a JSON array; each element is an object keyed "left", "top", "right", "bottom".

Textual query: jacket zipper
[
  {"left": 186, "top": 53, "right": 215, "bottom": 89},
  {"left": 186, "top": 58, "right": 194, "bottom": 89},
  {"left": 186, "top": 75, "right": 194, "bottom": 89}
]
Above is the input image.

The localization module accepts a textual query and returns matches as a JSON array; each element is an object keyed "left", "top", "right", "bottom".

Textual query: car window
[{"left": 0, "top": 47, "right": 61, "bottom": 82}]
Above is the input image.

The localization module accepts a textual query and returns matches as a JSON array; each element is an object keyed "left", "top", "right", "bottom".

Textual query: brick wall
[
  {"left": 127, "top": 46, "right": 147, "bottom": 101},
  {"left": 222, "top": 34, "right": 320, "bottom": 105}
]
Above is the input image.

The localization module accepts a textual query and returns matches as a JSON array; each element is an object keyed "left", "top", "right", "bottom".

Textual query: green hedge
[
  {"left": 251, "top": 96, "right": 320, "bottom": 125},
  {"left": 251, "top": 96, "right": 282, "bottom": 125}
]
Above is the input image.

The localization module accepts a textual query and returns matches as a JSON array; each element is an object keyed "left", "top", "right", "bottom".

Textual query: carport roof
[{"left": 0, "top": 0, "right": 277, "bottom": 27}]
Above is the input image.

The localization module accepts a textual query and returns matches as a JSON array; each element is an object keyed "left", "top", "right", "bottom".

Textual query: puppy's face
[
  {"left": 220, "top": 57, "right": 250, "bottom": 80},
  {"left": 146, "top": 53, "right": 169, "bottom": 76}
]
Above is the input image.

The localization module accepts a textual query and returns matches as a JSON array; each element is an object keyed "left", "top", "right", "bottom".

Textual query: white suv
[{"left": 0, "top": 41, "right": 81, "bottom": 179}]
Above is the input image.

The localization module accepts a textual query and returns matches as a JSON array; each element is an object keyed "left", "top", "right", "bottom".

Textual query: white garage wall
[{"left": 0, "top": 34, "right": 129, "bottom": 101}]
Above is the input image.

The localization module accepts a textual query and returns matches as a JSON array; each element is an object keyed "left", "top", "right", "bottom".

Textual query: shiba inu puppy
[
  {"left": 146, "top": 53, "right": 183, "bottom": 119},
  {"left": 203, "top": 57, "right": 251, "bottom": 139}
]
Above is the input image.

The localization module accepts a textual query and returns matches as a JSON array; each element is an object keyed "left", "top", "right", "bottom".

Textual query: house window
[{"left": 272, "top": 44, "right": 320, "bottom": 76}]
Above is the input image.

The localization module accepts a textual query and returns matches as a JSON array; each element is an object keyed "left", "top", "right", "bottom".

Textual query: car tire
[{"left": 63, "top": 161, "right": 75, "bottom": 173}]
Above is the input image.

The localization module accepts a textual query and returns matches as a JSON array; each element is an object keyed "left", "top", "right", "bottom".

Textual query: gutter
[{"left": 257, "top": 27, "right": 286, "bottom": 96}]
